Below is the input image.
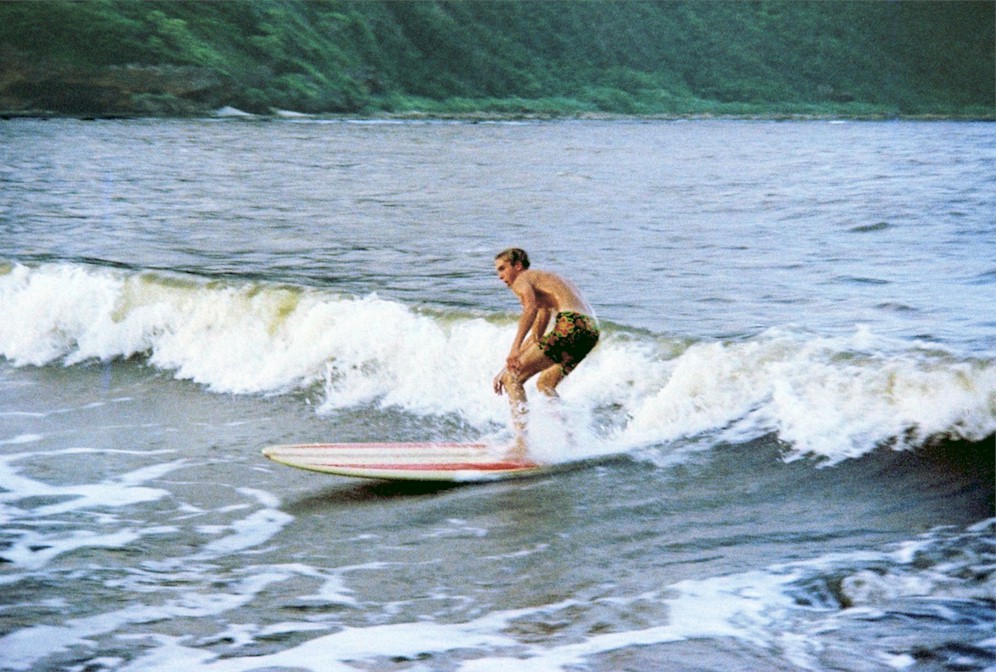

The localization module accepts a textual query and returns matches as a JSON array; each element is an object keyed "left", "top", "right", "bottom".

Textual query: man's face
[{"left": 495, "top": 258, "right": 522, "bottom": 288}]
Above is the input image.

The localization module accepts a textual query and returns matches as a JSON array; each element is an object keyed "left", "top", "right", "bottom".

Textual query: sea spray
[
  {"left": 317, "top": 301, "right": 511, "bottom": 427},
  {"left": 618, "top": 328, "right": 996, "bottom": 463},
  {"left": 2, "top": 262, "right": 994, "bottom": 463}
]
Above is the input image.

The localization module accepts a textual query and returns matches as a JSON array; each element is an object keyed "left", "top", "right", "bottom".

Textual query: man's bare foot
[{"left": 504, "top": 436, "right": 528, "bottom": 462}]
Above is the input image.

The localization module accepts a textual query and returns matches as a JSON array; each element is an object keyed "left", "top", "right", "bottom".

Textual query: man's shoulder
[
  {"left": 530, "top": 269, "right": 571, "bottom": 288},
  {"left": 510, "top": 269, "right": 551, "bottom": 301},
  {"left": 521, "top": 268, "right": 560, "bottom": 281},
  {"left": 514, "top": 269, "right": 558, "bottom": 288},
  {"left": 512, "top": 268, "right": 541, "bottom": 286}
]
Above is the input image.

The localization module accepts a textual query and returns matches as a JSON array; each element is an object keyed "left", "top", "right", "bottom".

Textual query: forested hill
[{"left": 1, "top": 0, "right": 993, "bottom": 118}]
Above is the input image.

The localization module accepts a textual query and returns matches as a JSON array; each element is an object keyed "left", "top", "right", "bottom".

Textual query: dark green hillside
[{"left": 0, "top": 0, "right": 992, "bottom": 118}]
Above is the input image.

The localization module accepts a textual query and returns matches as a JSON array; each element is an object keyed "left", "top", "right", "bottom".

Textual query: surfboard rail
[{"left": 262, "top": 441, "right": 551, "bottom": 482}]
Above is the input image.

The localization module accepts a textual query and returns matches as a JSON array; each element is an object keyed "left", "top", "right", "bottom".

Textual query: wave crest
[{"left": 2, "top": 262, "right": 993, "bottom": 462}]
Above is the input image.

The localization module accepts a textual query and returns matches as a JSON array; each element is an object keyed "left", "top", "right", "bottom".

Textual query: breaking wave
[{"left": 2, "top": 261, "right": 994, "bottom": 463}]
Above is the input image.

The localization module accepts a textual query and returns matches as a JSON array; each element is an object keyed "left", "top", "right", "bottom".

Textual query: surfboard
[{"left": 262, "top": 442, "right": 554, "bottom": 482}]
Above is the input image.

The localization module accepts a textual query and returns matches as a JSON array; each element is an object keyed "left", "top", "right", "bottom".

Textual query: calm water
[{"left": 0, "top": 118, "right": 993, "bottom": 671}]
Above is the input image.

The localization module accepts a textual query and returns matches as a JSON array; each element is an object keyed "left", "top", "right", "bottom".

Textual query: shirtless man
[{"left": 492, "top": 248, "right": 599, "bottom": 451}]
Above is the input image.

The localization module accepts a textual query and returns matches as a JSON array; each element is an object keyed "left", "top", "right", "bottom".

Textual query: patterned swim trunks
[{"left": 538, "top": 311, "right": 600, "bottom": 375}]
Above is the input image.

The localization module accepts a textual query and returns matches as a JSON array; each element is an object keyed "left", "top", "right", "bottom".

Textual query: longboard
[{"left": 262, "top": 442, "right": 556, "bottom": 482}]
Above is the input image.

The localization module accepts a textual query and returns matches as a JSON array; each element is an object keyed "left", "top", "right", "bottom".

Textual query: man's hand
[{"left": 493, "top": 368, "right": 507, "bottom": 395}]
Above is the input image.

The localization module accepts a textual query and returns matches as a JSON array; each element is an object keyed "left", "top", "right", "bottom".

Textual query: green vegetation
[{"left": 0, "top": 0, "right": 992, "bottom": 118}]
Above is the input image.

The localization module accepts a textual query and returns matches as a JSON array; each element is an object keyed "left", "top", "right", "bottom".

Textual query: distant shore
[
  {"left": 3, "top": 104, "right": 993, "bottom": 122},
  {"left": 3, "top": 2, "right": 991, "bottom": 126}
]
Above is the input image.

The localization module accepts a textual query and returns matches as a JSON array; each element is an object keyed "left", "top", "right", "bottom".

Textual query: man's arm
[
  {"left": 530, "top": 307, "right": 552, "bottom": 343},
  {"left": 509, "top": 279, "right": 539, "bottom": 360}
]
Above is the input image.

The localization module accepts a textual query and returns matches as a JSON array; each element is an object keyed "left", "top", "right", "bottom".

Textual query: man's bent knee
[{"left": 536, "top": 368, "right": 562, "bottom": 397}]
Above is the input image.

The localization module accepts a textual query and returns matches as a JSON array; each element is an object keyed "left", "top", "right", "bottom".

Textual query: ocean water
[{"left": 0, "top": 117, "right": 993, "bottom": 671}]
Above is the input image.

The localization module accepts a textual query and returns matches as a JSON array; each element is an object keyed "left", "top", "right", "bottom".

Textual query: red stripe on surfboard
[
  {"left": 280, "top": 443, "right": 489, "bottom": 451},
  {"left": 315, "top": 462, "right": 538, "bottom": 471}
]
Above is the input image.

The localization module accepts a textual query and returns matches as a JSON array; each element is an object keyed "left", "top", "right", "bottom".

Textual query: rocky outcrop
[{"left": 0, "top": 49, "right": 225, "bottom": 117}]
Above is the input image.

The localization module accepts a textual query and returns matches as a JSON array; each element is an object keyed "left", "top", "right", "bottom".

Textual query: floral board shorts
[{"left": 538, "top": 311, "right": 600, "bottom": 375}]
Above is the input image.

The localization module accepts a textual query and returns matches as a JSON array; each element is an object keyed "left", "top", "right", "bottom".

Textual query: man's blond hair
[{"left": 495, "top": 248, "right": 530, "bottom": 269}]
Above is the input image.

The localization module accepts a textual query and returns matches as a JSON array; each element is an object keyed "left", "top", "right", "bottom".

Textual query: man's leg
[
  {"left": 536, "top": 365, "right": 565, "bottom": 397},
  {"left": 500, "top": 344, "right": 556, "bottom": 458},
  {"left": 536, "top": 363, "right": 575, "bottom": 447}
]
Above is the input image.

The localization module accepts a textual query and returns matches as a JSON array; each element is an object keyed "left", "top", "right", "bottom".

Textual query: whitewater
[
  {"left": 1, "top": 117, "right": 993, "bottom": 671},
  {"left": 1, "top": 261, "right": 993, "bottom": 463}
]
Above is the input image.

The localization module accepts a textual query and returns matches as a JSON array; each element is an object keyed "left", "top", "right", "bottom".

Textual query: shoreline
[{"left": 3, "top": 107, "right": 993, "bottom": 123}]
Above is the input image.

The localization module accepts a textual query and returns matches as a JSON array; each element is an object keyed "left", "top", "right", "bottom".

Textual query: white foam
[
  {"left": 0, "top": 451, "right": 187, "bottom": 572},
  {"left": 0, "top": 453, "right": 180, "bottom": 518},
  {"left": 0, "top": 433, "right": 44, "bottom": 445},
  {"left": 461, "top": 525, "right": 996, "bottom": 672},
  {"left": 456, "top": 569, "right": 809, "bottom": 672},
  {"left": 297, "top": 573, "right": 360, "bottom": 607},
  {"left": 197, "top": 508, "right": 294, "bottom": 557},
  {"left": 0, "top": 569, "right": 294, "bottom": 671},
  {"left": 106, "top": 577, "right": 799, "bottom": 672},
  {"left": 179, "top": 490, "right": 293, "bottom": 562},
  {"left": 114, "top": 615, "right": 522, "bottom": 672},
  {"left": 0, "top": 528, "right": 179, "bottom": 576},
  {"left": 882, "top": 653, "right": 917, "bottom": 669},
  {"left": 2, "top": 263, "right": 994, "bottom": 462},
  {"left": 5, "top": 523, "right": 984, "bottom": 672},
  {"left": 617, "top": 328, "right": 996, "bottom": 463},
  {"left": 0, "top": 451, "right": 178, "bottom": 511}
]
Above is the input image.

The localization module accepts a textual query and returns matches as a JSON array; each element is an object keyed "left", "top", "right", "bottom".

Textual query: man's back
[{"left": 513, "top": 269, "right": 593, "bottom": 318}]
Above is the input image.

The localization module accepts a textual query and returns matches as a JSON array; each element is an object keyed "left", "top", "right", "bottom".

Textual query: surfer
[{"left": 492, "top": 248, "right": 599, "bottom": 456}]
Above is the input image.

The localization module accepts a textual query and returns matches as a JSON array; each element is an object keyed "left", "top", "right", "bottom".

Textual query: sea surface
[{"left": 0, "top": 117, "right": 993, "bottom": 672}]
